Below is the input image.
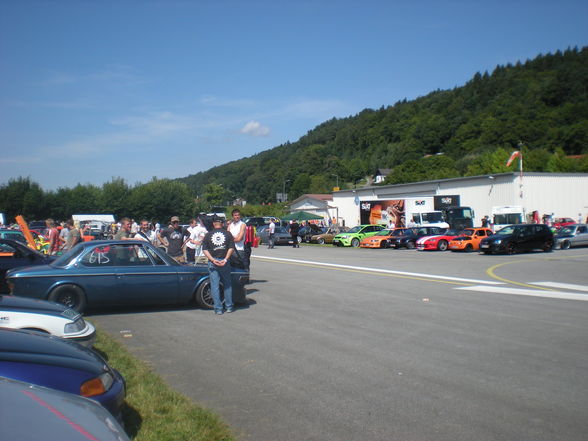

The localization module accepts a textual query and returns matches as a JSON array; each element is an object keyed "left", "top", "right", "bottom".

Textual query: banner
[{"left": 360, "top": 200, "right": 405, "bottom": 227}]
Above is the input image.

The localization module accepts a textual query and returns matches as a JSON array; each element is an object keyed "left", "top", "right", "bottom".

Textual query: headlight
[
  {"left": 493, "top": 239, "right": 502, "bottom": 244},
  {"left": 64, "top": 317, "right": 86, "bottom": 334},
  {"left": 81, "top": 372, "right": 114, "bottom": 397}
]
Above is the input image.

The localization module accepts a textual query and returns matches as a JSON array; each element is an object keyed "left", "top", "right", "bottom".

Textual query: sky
[{"left": 1, "top": 0, "right": 587, "bottom": 191}]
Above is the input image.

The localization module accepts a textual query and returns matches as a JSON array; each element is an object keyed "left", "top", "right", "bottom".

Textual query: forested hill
[{"left": 178, "top": 47, "right": 588, "bottom": 204}]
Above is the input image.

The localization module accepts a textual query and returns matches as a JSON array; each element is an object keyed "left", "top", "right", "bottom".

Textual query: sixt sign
[{"left": 434, "top": 195, "right": 460, "bottom": 210}]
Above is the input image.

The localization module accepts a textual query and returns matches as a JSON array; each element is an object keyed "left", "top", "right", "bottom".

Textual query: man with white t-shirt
[
  {"left": 228, "top": 209, "right": 247, "bottom": 270},
  {"left": 188, "top": 218, "right": 208, "bottom": 264},
  {"left": 267, "top": 219, "right": 276, "bottom": 249}
]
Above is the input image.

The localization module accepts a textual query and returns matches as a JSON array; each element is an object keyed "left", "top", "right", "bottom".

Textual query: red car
[
  {"left": 415, "top": 229, "right": 462, "bottom": 251},
  {"left": 553, "top": 218, "right": 576, "bottom": 229}
]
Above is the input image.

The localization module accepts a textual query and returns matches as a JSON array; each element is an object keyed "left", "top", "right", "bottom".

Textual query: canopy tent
[{"left": 281, "top": 211, "right": 323, "bottom": 221}]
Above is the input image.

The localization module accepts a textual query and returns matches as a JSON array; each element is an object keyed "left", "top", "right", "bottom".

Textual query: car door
[
  {"left": 77, "top": 245, "right": 120, "bottom": 306},
  {"left": 112, "top": 243, "right": 180, "bottom": 306},
  {"left": 574, "top": 226, "right": 588, "bottom": 246}
]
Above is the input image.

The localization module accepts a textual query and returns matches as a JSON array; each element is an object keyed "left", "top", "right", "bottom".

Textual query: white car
[{"left": 0, "top": 295, "right": 95, "bottom": 347}]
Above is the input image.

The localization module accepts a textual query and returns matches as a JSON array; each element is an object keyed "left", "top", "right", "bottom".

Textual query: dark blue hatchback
[{"left": 0, "top": 328, "right": 125, "bottom": 420}]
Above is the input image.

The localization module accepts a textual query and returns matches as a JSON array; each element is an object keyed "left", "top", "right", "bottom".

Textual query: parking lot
[{"left": 90, "top": 245, "right": 588, "bottom": 441}]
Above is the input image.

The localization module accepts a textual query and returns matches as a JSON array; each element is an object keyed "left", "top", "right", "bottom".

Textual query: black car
[
  {"left": 479, "top": 223, "right": 554, "bottom": 254},
  {"left": 387, "top": 227, "right": 447, "bottom": 249},
  {"left": 0, "top": 238, "right": 54, "bottom": 293}
]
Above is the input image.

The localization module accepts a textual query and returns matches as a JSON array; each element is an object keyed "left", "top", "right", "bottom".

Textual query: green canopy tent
[{"left": 281, "top": 211, "right": 323, "bottom": 221}]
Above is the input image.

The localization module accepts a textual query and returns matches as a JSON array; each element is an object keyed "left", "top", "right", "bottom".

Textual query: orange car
[
  {"left": 359, "top": 229, "right": 398, "bottom": 248},
  {"left": 448, "top": 228, "right": 493, "bottom": 252}
]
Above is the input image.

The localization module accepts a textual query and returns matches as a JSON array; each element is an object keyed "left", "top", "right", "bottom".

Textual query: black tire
[
  {"left": 195, "top": 279, "right": 223, "bottom": 309},
  {"left": 465, "top": 244, "right": 473, "bottom": 253},
  {"left": 406, "top": 241, "right": 415, "bottom": 249},
  {"left": 437, "top": 240, "right": 448, "bottom": 251},
  {"left": 351, "top": 238, "right": 360, "bottom": 247},
  {"left": 543, "top": 239, "right": 553, "bottom": 252},
  {"left": 561, "top": 240, "right": 571, "bottom": 250},
  {"left": 318, "top": 238, "right": 325, "bottom": 245},
  {"left": 506, "top": 242, "right": 516, "bottom": 255},
  {"left": 49, "top": 284, "right": 86, "bottom": 313},
  {"left": 380, "top": 240, "right": 389, "bottom": 249}
]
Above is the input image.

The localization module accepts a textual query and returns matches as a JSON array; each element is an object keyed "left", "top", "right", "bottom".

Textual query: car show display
[{"left": 6, "top": 239, "right": 249, "bottom": 312}]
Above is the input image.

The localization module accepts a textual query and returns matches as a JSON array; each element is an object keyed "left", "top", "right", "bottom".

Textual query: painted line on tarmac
[
  {"left": 455, "top": 285, "right": 588, "bottom": 302},
  {"left": 253, "top": 255, "right": 503, "bottom": 285},
  {"left": 531, "top": 281, "right": 588, "bottom": 292},
  {"left": 486, "top": 260, "right": 557, "bottom": 291}
]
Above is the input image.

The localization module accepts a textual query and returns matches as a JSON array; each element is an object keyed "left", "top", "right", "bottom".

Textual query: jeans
[
  {"left": 268, "top": 233, "right": 275, "bottom": 248},
  {"left": 208, "top": 261, "right": 233, "bottom": 313}
]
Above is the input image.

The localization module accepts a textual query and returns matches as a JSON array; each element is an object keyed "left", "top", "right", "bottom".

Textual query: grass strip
[{"left": 94, "top": 328, "right": 235, "bottom": 441}]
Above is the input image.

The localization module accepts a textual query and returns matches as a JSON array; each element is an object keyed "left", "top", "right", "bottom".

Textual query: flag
[{"left": 506, "top": 150, "right": 521, "bottom": 167}]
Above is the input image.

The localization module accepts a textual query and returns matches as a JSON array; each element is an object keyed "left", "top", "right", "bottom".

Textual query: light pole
[
  {"left": 282, "top": 179, "right": 291, "bottom": 203},
  {"left": 331, "top": 174, "right": 339, "bottom": 189}
]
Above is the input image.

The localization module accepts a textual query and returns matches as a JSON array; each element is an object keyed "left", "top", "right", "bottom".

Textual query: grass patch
[{"left": 94, "top": 328, "right": 235, "bottom": 441}]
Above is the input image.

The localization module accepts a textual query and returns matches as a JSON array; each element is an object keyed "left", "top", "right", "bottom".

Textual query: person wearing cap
[
  {"left": 157, "top": 216, "right": 186, "bottom": 263},
  {"left": 202, "top": 215, "right": 235, "bottom": 315}
]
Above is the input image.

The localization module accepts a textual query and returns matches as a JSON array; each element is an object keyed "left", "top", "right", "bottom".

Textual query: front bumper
[{"left": 332, "top": 237, "right": 352, "bottom": 247}]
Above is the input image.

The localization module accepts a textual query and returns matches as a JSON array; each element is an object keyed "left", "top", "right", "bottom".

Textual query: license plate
[{"left": 480, "top": 244, "right": 489, "bottom": 248}]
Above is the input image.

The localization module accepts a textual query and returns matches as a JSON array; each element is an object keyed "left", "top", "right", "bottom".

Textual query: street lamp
[
  {"left": 331, "top": 174, "right": 339, "bottom": 189},
  {"left": 282, "top": 179, "right": 291, "bottom": 203}
]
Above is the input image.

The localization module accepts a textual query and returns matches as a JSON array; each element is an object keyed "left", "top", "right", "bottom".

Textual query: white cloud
[{"left": 240, "top": 121, "right": 270, "bottom": 137}]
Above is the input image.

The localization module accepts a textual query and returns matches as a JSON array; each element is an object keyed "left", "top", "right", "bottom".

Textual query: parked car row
[{"left": 320, "top": 222, "right": 587, "bottom": 255}]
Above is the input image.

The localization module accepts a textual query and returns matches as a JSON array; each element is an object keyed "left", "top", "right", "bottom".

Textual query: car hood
[
  {"left": 416, "top": 235, "right": 441, "bottom": 243},
  {"left": 6, "top": 264, "right": 57, "bottom": 278},
  {"left": 0, "top": 328, "right": 109, "bottom": 375},
  {"left": 0, "top": 295, "right": 78, "bottom": 319}
]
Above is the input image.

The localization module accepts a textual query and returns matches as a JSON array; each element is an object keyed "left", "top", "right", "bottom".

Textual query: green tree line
[{"left": 178, "top": 46, "right": 588, "bottom": 199}]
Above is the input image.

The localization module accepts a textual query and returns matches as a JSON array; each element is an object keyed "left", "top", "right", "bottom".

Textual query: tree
[
  {"left": 128, "top": 179, "right": 195, "bottom": 222},
  {"left": 100, "top": 178, "right": 130, "bottom": 218}
]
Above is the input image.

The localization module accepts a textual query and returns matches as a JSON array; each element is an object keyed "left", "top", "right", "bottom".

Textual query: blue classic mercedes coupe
[{"left": 5, "top": 240, "right": 249, "bottom": 312}]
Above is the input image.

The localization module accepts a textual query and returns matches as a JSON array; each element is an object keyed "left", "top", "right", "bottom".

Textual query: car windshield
[
  {"left": 558, "top": 226, "right": 576, "bottom": 235},
  {"left": 51, "top": 244, "right": 85, "bottom": 267},
  {"left": 445, "top": 229, "right": 461, "bottom": 236},
  {"left": 460, "top": 229, "right": 475, "bottom": 236},
  {"left": 495, "top": 226, "right": 518, "bottom": 236},
  {"left": 347, "top": 226, "right": 362, "bottom": 234},
  {"left": 420, "top": 212, "right": 444, "bottom": 223},
  {"left": 374, "top": 229, "right": 392, "bottom": 236}
]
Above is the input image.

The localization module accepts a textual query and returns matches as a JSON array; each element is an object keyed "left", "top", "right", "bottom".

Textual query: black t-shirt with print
[
  {"left": 160, "top": 226, "right": 185, "bottom": 257},
  {"left": 202, "top": 228, "right": 234, "bottom": 259}
]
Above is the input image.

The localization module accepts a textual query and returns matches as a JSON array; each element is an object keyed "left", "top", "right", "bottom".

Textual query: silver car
[{"left": 555, "top": 224, "right": 588, "bottom": 249}]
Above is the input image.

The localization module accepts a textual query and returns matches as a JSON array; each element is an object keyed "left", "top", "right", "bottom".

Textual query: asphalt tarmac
[{"left": 89, "top": 245, "right": 588, "bottom": 441}]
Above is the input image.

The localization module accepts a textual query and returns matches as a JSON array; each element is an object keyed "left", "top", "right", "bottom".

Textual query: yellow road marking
[{"left": 486, "top": 253, "right": 588, "bottom": 290}]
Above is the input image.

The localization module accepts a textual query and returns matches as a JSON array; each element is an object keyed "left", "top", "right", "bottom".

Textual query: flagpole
[{"left": 518, "top": 141, "right": 523, "bottom": 199}]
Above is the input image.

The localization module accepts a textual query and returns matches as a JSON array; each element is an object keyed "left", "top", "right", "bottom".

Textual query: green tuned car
[{"left": 332, "top": 224, "right": 385, "bottom": 247}]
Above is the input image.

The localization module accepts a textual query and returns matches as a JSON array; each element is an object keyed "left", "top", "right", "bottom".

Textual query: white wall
[{"left": 332, "top": 173, "right": 588, "bottom": 228}]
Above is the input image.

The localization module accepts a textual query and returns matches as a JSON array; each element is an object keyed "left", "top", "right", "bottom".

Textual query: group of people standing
[
  {"left": 119, "top": 209, "right": 251, "bottom": 316},
  {"left": 45, "top": 218, "right": 81, "bottom": 255}
]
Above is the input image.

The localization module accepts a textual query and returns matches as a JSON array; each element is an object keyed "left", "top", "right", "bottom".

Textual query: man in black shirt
[
  {"left": 202, "top": 216, "right": 235, "bottom": 315},
  {"left": 158, "top": 216, "right": 186, "bottom": 263}
]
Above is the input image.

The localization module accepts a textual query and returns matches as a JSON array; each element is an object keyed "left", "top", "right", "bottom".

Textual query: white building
[
  {"left": 288, "top": 194, "right": 337, "bottom": 224},
  {"left": 332, "top": 172, "right": 588, "bottom": 227}
]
